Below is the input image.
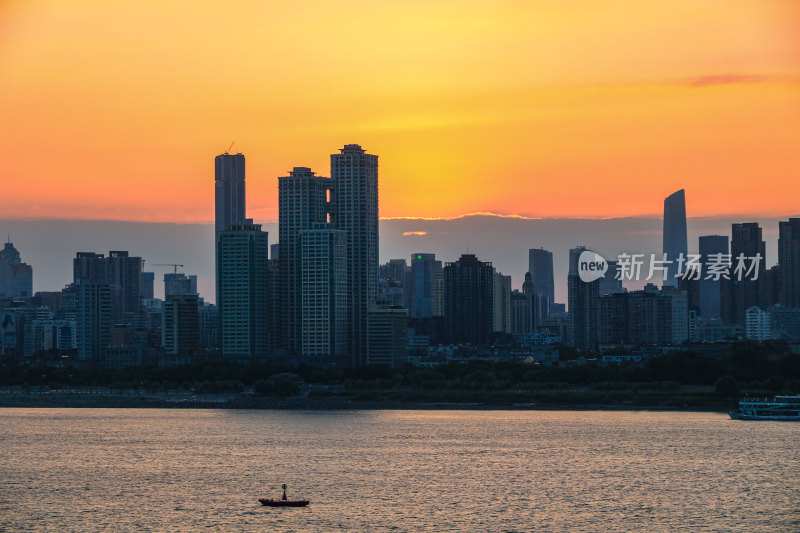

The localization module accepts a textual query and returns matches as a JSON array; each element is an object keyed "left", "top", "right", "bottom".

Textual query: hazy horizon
[{"left": 2, "top": 213, "right": 794, "bottom": 306}]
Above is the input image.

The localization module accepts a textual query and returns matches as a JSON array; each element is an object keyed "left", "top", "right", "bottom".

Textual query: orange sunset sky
[{"left": 1, "top": 0, "right": 798, "bottom": 223}]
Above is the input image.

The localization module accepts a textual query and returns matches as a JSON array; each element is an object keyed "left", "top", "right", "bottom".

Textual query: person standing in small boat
[{"left": 258, "top": 484, "right": 310, "bottom": 507}]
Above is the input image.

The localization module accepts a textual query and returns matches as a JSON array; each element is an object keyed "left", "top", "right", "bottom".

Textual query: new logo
[{"left": 578, "top": 250, "right": 607, "bottom": 283}]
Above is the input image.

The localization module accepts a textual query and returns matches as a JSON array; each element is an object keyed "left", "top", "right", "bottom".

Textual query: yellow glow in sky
[{"left": 1, "top": 0, "right": 798, "bottom": 221}]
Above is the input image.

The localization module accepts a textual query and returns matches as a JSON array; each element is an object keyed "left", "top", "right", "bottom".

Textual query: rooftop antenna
[{"left": 225, "top": 141, "right": 235, "bottom": 154}]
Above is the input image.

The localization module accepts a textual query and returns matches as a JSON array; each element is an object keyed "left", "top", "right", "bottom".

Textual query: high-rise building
[
  {"left": 278, "top": 167, "right": 331, "bottom": 354},
  {"left": 662, "top": 189, "right": 688, "bottom": 287},
  {"left": 407, "top": 253, "right": 439, "bottom": 318},
  {"left": 433, "top": 270, "right": 444, "bottom": 317},
  {"left": 443, "top": 254, "right": 494, "bottom": 345},
  {"left": 367, "top": 306, "right": 408, "bottom": 367},
  {"left": 162, "top": 293, "right": 200, "bottom": 357},
  {"left": 299, "top": 228, "right": 347, "bottom": 363},
  {"left": 107, "top": 324, "right": 149, "bottom": 368},
  {"left": 493, "top": 272, "right": 512, "bottom": 334},
  {"left": 0, "top": 241, "right": 33, "bottom": 299},
  {"left": 723, "top": 223, "right": 766, "bottom": 325},
  {"left": 330, "top": 144, "right": 379, "bottom": 366},
  {"left": 198, "top": 303, "right": 219, "bottom": 350},
  {"left": 380, "top": 259, "right": 407, "bottom": 284},
  {"left": 597, "top": 285, "right": 677, "bottom": 346},
  {"left": 698, "top": 235, "right": 728, "bottom": 319},
  {"left": 217, "top": 221, "right": 269, "bottom": 362},
  {"left": 140, "top": 272, "right": 155, "bottom": 300},
  {"left": 106, "top": 251, "right": 144, "bottom": 324},
  {"left": 164, "top": 272, "right": 198, "bottom": 297},
  {"left": 599, "top": 260, "right": 624, "bottom": 296},
  {"left": 745, "top": 306, "right": 771, "bottom": 342},
  {"left": 76, "top": 281, "right": 111, "bottom": 361},
  {"left": 510, "top": 290, "right": 533, "bottom": 336},
  {"left": 661, "top": 285, "right": 689, "bottom": 344},
  {"left": 568, "top": 246, "right": 600, "bottom": 351},
  {"left": 510, "top": 273, "right": 536, "bottom": 336},
  {"left": 267, "top": 259, "right": 281, "bottom": 352},
  {"left": 528, "top": 248, "right": 554, "bottom": 317},
  {"left": 215, "top": 152, "right": 246, "bottom": 304},
  {"left": 778, "top": 218, "right": 800, "bottom": 308},
  {"left": 770, "top": 306, "right": 800, "bottom": 341},
  {"left": 73, "top": 252, "right": 104, "bottom": 282},
  {"left": 73, "top": 251, "right": 142, "bottom": 324}
]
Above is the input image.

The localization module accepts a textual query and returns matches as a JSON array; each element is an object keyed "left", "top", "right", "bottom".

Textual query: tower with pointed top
[{"left": 662, "top": 189, "right": 688, "bottom": 287}]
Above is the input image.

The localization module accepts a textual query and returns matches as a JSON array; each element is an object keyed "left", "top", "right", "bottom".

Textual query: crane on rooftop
[{"left": 154, "top": 264, "right": 184, "bottom": 274}]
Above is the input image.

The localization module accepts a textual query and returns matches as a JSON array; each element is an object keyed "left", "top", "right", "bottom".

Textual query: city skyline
[
  {"left": 1, "top": 211, "right": 797, "bottom": 306},
  {"left": 1, "top": 1, "right": 799, "bottom": 222},
  {"left": 3, "top": 4, "right": 799, "bottom": 531}
]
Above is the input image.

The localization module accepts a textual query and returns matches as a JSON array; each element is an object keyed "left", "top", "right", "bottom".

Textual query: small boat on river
[{"left": 259, "top": 484, "right": 310, "bottom": 507}]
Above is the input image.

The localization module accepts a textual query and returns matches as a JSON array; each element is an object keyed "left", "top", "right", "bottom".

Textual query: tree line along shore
[{"left": 1, "top": 342, "right": 798, "bottom": 410}]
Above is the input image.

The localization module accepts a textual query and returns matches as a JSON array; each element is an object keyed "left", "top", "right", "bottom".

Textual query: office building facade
[
  {"left": 443, "top": 254, "right": 494, "bottom": 345},
  {"left": 528, "top": 248, "right": 554, "bottom": 319},
  {"left": 217, "top": 222, "right": 269, "bottom": 362}
]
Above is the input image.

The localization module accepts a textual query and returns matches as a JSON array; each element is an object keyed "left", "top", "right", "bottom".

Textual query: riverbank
[{"left": 0, "top": 388, "right": 735, "bottom": 411}]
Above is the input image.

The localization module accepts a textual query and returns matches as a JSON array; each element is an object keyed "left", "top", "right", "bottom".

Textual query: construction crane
[
  {"left": 154, "top": 264, "right": 184, "bottom": 274},
  {"left": 225, "top": 141, "right": 235, "bottom": 154}
]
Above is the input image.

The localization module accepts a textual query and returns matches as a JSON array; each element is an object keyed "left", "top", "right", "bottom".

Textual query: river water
[{"left": 1, "top": 409, "right": 798, "bottom": 532}]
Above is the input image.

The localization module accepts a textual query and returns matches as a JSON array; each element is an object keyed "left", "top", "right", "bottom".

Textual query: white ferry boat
[{"left": 729, "top": 395, "right": 800, "bottom": 421}]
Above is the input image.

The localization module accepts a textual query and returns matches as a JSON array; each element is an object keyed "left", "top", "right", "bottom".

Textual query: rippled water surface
[{"left": 1, "top": 409, "right": 798, "bottom": 532}]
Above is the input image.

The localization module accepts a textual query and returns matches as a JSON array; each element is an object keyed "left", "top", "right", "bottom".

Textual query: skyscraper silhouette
[
  {"left": 568, "top": 246, "right": 600, "bottom": 351},
  {"left": 528, "top": 248, "right": 554, "bottom": 316},
  {"left": 698, "top": 235, "right": 728, "bottom": 319},
  {"left": 407, "top": 253, "right": 439, "bottom": 318},
  {"left": 778, "top": 218, "right": 800, "bottom": 308},
  {"left": 215, "top": 152, "right": 246, "bottom": 304},
  {"left": 330, "top": 144, "right": 378, "bottom": 367},
  {"left": 278, "top": 167, "right": 331, "bottom": 355},
  {"left": 662, "top": 189, "right": 688, "bottom": 287},
  {"left": 76, "top": 282, "right": 111, "bottom": 362},
  {"left": 0, "top": 241, "right": 33, "bottom": 299},
  {"left": 724, "top": 223, "right": 766, "bottom": 325},
  {"left": 217, "top": 221, "right": 269, "bottom": 362},
  {"left": 72, "top": 251, "right": 142, "bottom": 325},
  {"left": 443, "top": 254, "right": 494, "bottom": 345}
]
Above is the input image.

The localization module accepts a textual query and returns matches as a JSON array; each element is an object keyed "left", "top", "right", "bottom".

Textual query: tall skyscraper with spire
[
  {"left": 331, "top": 144, "right": 379, "bottom": 367},
  {"left": 214, "top": 152, "right": 246, "bottom": 303},
  {"left": 662, "top": 189, "right": 688, "bottom": 287}
]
